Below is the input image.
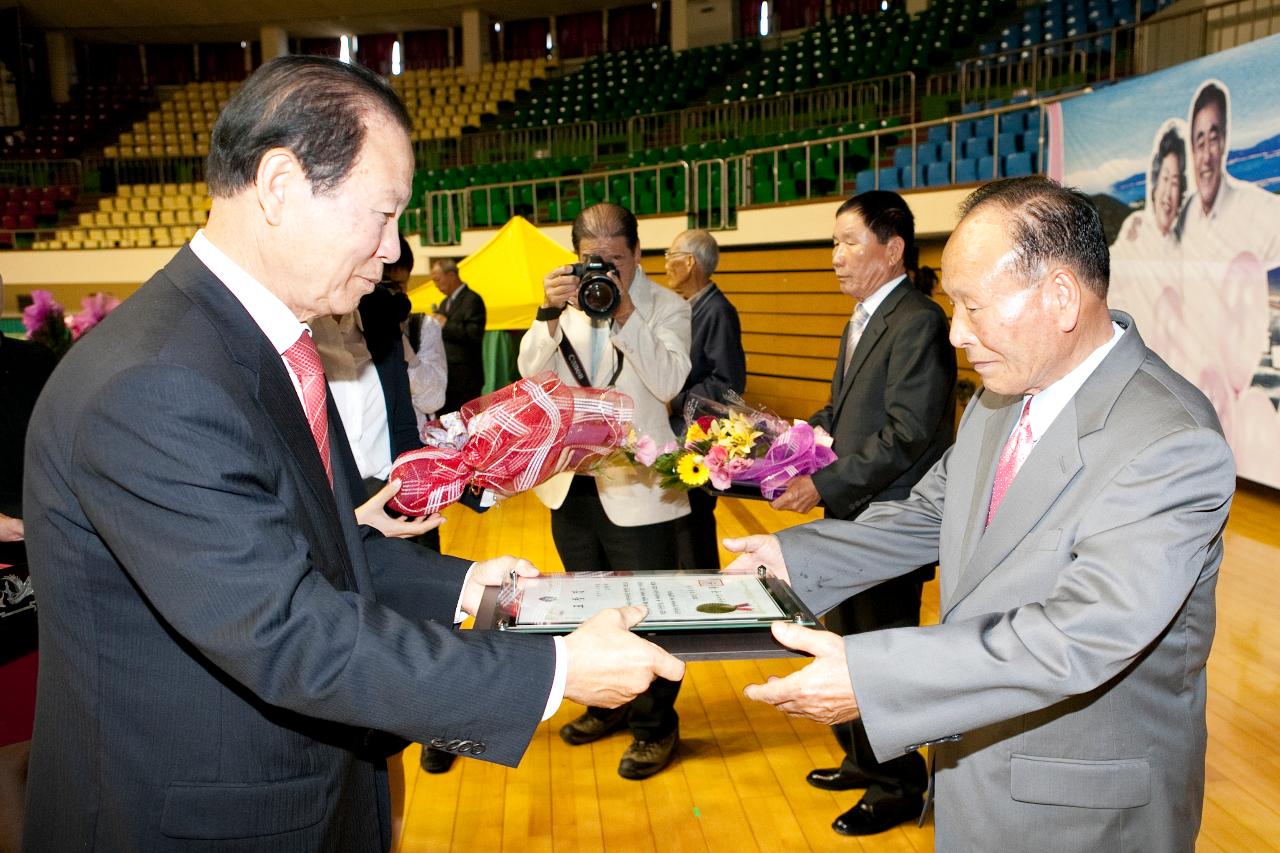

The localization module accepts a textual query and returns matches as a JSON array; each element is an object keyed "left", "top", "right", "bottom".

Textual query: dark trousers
[
  {"left": 676, "top": 488, "right": 720, "bottom": 571},
  {"left": 823, "top": 570, "right": 931, "bottom": 804},
  {"left": 550, "top": 476, "right": 681, "bottom": 741}
]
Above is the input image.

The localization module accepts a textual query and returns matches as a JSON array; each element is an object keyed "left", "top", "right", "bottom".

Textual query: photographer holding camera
[{"left": 518, "top": 202, "right": 692, "bottom": 781}]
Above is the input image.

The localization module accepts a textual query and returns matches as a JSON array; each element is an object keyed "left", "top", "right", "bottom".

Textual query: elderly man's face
[
  {"left": 664, "top": 244, "right": 697, "bottom": 298},
  {"left": 578, "top": 235, "right": 640, "bottom": 293},
  {"left": 1152, "top": 151, "right": 1183, "bottom": 236},
  {"left": 430, "top": 265, "right": 461, "bottom": 296},
  {"left": 942, "top": 208, "right": 1065, "bottom": 397},
  {"left": 281, "top": 112, "right": 413, "bottom": 321},
  {"left": 1192, "top": 100, "right": 1225, "bottom": 212},
  {"left": 832, "top": 209, "right": 901, "bottom": 301}
]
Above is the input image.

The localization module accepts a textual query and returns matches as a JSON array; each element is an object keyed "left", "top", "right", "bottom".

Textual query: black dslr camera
[{"left": 571, "top": 255, "right": 621, "bottom": 320}]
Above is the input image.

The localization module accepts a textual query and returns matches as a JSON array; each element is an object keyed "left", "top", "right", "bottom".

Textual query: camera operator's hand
[
  {"left": 610, "top": 270, "right": 636, "bottom": 328},
  {"left": 542, "top": 264, "right": 579, "bottom": 312}
]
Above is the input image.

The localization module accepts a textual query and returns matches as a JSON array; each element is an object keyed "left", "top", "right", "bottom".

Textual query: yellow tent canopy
[{"left": 407, "top": 215, "right": 576, "bottom": 331}]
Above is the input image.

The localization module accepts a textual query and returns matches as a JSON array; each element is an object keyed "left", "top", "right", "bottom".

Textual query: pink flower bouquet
[
  {"left": 631, "top": 394, "right": 836, "bottom": 499},
  {"left": 386, "top": 371, "right": 634, "bottom": 516}
]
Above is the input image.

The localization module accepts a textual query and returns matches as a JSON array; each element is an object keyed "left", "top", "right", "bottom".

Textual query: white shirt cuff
[{"left": 542, "top": 636, "right": 568, "bottom": 721}]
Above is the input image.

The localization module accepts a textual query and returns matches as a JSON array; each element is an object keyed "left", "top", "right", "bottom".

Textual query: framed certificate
[{"left": 473, "top": 570, "right": 820, "bottom": 661}]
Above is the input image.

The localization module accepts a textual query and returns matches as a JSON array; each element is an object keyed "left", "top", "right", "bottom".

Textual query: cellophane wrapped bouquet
[
  {"left": 387, "top": 371, "right": 634, "bottom": 516},
  {"left": 629, "top": 393, "right": 836, "bottom": 499}
]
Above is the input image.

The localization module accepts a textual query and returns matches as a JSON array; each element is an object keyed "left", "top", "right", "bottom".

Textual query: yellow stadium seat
[{"left": 126, "top": 212, "right": 143, "bottom": 226}]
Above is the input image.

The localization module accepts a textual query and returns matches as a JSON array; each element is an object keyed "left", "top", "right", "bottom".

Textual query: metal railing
[
  {"left": 625, "top": 72, "right": 916, "bottom": 153},
  {"left": 0, "top": 159, "right": 83, "bottom": 188},
  {"left": 409, "top": 72, "right": 916, "bottom": 171},
  {"left": 935, "top": 0, "right": 1279, "bottom": 108},
  {"left": 411, "top": 161, "right": 692, "bottom": 245}
]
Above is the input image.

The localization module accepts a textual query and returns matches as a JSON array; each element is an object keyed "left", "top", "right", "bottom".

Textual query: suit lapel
[
  {"left": 944, "top": 313, "right": 1146, "bottom": 619},
  {"left": 832, "top": 282, "right": 908, "bottom": 423},
  {"left": 166, "top": 246, "right": 360, "bottom": 592}
]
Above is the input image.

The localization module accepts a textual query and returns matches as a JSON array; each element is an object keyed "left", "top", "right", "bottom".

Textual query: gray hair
[
  {"left": 673, "top": 229, "right": 720, "bottom": 277},
  {"left": 432, "top": 258, "right": 460, "bottom": 275}
]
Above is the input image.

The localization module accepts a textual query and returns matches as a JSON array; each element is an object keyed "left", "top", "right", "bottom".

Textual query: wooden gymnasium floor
[{"left": 390, "top": 482, "right": 1280, "bottom": 852}]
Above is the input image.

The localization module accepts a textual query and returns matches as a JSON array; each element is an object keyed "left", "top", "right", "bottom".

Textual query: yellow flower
[
  {"left": 684, "top": 421, "right": 708, "bottom": 445},
  {"left": 676, "top": 453, "right": 711, "bottom": 486}
]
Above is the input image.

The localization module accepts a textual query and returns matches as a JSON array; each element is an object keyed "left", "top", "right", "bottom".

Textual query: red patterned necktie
[
  {"left": 282, "top": 330, "right": 333, "bottom": 485},
  {"left": 986, "top": 397, "right": 1034, "bottom": 527}
]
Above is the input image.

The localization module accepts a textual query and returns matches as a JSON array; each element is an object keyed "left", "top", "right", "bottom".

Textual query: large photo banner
[{"left": 1050, "top": 34, "right": 1280, "bottom": 488}]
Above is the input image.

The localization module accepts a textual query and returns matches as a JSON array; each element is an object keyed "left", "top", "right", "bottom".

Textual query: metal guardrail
[
  {"left": 931, "top": 0, "right": 1278, "bottom": 108},
  {"left": 410, "top": 72, "right": 916, "bottom": 171},
  {"left": 412, "top": 161, "right": 693, "bottom": 245},
  {"left": 625, "top": 72, "right": 916, "bottom": 153},
  {"left": 0, "top": 158, "right": 83, "bottom": 188}
]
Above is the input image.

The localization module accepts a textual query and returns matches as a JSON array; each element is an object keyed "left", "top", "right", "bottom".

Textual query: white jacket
[{"left": 518, "top": 269, "right": 692, "bottom": 526}]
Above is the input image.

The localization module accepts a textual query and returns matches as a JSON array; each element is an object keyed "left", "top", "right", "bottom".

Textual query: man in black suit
[
  {"left": 431, "top": 259, "right": 486, "bottom": 414},
  {"left": 664, "top": 229, "right": 746, "bottom": 571},
  {"left": 770, "top": 191, "right": 956, "bottom": 837},
  {"left": 21, "top": 56, "right": 683, "bottom": 852}
]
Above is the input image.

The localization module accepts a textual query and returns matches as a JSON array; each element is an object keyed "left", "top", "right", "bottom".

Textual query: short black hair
[
  {"left": 958, "top": 176, "right": 1110, "bottom": 299},
  {"left": 571, "top": 203, "right": 640, "bottom": 253},
  {"left": 1191, "top": 82, "right": 1228, "bottom": 137},
  {"left": 206, "top": 55, "right": 412, "bottom": 198},
  {"left": 1150, "top": 126, "right": 1187, "bottom": 203},
  {"left": 835, "top": 190, "right": 917, "bottom": 270}
]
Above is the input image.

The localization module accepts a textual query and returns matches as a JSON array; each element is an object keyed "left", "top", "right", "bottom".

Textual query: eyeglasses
[{"left": 664, "top": 250, "right": 691, "bottom": 261}]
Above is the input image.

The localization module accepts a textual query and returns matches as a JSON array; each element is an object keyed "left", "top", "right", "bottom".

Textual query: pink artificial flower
[
  {"left": 632, "top": 434, "right": 659, "bottom": 466},
  {"left": 659, "top": 440, "right": 678, "bottom": 455},
  {"left": 21, "top": 290, "right": 62, "bottom": 338},
  {"left": 70, "top": 292, "right": 121, "bottom": 340},
  {"left": 704, "top": 444, "right": 732, "bottom": 490}
]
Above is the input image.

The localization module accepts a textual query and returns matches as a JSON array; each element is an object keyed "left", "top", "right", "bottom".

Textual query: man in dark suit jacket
[
  {"left": 664, "top": 229, "right": 746, "bottom": 571},
  {"left": 431, "top": 259, "right": 486, "bottom": 414},
  {"left": 20, "top": 56, "right": 682, "bottom": 852},
  {"left": 770, "top": 191, "right": 956, "bottom": 837}
]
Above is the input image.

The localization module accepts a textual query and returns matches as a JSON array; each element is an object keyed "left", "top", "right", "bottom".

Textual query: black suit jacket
[
  {"left": 22, "top": 247, "right": 554, "bottom": 851},
  {"left": 669, "top": 283, "right": 747, "bottom": 435},
  {"left": 360, "top": 286, "right": 421, "bottom": 460},
  {"left": 439, "top": 285, "right": 486, "bottom": 411},
  {"left": 809, "top": 280, "right": 956, "bottom": 521}
]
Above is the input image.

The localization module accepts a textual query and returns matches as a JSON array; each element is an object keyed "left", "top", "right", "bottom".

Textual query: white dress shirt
[
  {"left": 854, "top": 274, "right": 908, "bottom": 322},
  {"left": 1010, "top": 321, "right": 1125, "bottom": 446}
]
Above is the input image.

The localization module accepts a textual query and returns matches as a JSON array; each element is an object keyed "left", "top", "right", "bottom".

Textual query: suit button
[
  {"left": 472, "top": 743, "right": 486, "bottom": 755},
  {"left": 429, "top": 737, "right": 446, "bottom": 748}
]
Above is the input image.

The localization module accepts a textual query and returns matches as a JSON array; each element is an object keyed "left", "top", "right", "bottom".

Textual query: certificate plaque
[{"left": 473, "top": 571, "right": 819, "bottom": 661}]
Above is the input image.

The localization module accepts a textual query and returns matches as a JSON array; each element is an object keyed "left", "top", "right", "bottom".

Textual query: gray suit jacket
[
  {"left": 23, "top": 247, "right": 555, "bottom": 852},
  {"left": 778, "top": 313, "right": 1234, "bottom": 851}
]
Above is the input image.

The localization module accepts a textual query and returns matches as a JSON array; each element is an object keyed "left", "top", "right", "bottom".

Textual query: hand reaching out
[
  {"left": 721, "top": 534, "right": 791, "bottom": 584},
  {"left": 742, "top": 622, "right": 860, "bottom": 725},
  {"left": 355, "top": 479, "right": 445, "bottom": 539},
  {"left": 563, "top": 606, "right": 686, "bottom": 708}
]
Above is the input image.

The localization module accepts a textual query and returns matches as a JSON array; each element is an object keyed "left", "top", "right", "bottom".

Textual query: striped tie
[
  {"left": 282, "top": 331, "right": 333, "bottom": 485},
  {"left": 843, "top": 302, "right": 870, "bottom": 377},
  {"left": 986, "top": 397, "right": 1034, "bottom": 527}
]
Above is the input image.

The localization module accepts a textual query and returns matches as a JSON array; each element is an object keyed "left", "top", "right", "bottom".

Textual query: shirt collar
[
  {"left": 1020, "top": 321, "right": 1125, "bottom": 442},
  {"left": 854, "top": 274, "right": 907, "bottom": 321},
  {"left": 689, "top": 281, "right": 716, "bottom": 307},
  {"left": 189, "top": 230, "right": 308, "bottom": 355}
]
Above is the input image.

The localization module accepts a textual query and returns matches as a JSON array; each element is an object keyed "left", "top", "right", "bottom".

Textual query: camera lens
[{"left": 577, "top": 272, "right": 620, "bottom": 320}]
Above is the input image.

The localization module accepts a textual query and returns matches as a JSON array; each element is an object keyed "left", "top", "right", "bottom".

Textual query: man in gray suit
[
  {"left": 726, "top": 176, "right": 1234, "bottom": 851},
  {"left": 22, "top": 56, "right": 682, "bottom": 852}
]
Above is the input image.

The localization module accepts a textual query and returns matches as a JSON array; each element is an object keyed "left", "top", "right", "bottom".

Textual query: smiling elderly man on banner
[{"left": 725, "top": 176, "right": 1235, "bottom": 851}]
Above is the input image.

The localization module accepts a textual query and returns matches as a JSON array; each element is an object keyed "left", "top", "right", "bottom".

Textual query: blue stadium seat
[
  {"left": 916, "top": 143, "right": 940, "bottom": 164},
  {"left": 928, "top": 125, "right": 950, "bottom": 145},
  {"left": 938, "top": 140, "right": 954, "bottom": 164},
  {"left": 963, "top": 136, "right": 993, "bottom": 159},
  {"left": 927, "top": 161, "right": 951, "bottom": 186},
  {"left": 978, "top": 155, "right": 997, "bottom": 179},
  {"left": 893, "top": 146, "right": 915, "bottom": 169},
  {"left": 855, "top": 169, "right": 876, "bottom": 193},
  {"left": 1004, "top": 151, "right": 1037, "bottom": 177},
  {"left": 878, "top": 166, "right": 901, "bottom": 190},
  {"left": 997, "top": 130, "right": 1021, "bottom": 155},
  {"left": 956, "top": 158, "right": 979, "bottom": 183}
]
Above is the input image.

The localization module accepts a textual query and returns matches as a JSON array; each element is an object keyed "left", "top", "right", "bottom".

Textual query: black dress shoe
[
  {"left": 831, "top": 795, "right": 923, "bottom": 836},
  {"left": 806, "top": 766, "right": 874, "bottom": 791},
  {"left": 420, "top": 747, "right": 457, "bottom": 774}
]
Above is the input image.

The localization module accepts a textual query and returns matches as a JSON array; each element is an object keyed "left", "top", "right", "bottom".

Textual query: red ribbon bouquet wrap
[{"left": 387, "top": 371, "right": 634, "bottom": 516}]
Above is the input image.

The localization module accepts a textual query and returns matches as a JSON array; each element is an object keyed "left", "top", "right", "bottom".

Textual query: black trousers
[
  {"left": 823, "top": 569, "right": 932, "bottom": 804},
  {"left": 550, "top": 476, "right": 681, "bottom": 741},
  {"left": 675, "top": 488, "right": 721, "bottom": 571}
]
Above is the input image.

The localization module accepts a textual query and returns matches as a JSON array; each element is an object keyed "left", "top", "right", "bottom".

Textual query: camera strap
[{"left": 558, "top": 335, "right": 624, "bottom": 388}]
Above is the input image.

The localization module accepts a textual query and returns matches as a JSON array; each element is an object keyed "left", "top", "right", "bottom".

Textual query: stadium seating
[
  {"left": 103, "top": 81, "right": 237, "bottom": 159},
  {"left": 26, "top": 182, "right": 209, "bottom": 250},
  {"left": 392, "top": 58, "right": 549, "bottom": 141}
]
